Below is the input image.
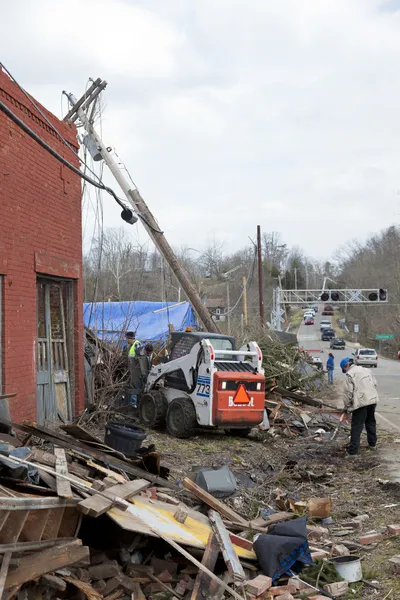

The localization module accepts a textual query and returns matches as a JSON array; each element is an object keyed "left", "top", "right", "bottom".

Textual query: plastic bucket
[
  {"left": 331, "top": 556, "right": 362, "bottom": 583},
  {"left": 104, "top": 422, "right": 147, "bottom": 456}
]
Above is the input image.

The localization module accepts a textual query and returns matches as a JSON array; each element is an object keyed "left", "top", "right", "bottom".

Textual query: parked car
[
  {"left": 320, "top": 320, "right": 332, "bottom": 331},
  {"left": 330, "top": 338, "right": 345, "bottom": 349},
  {"left": 353, "top": 348, "right": 378, "bottom": 368},
  {"left": 304, "top": 317, "right": 314, "bottom": 325},
  {"left": 321, "top": 328, "right": 335, "bottom": 341}
]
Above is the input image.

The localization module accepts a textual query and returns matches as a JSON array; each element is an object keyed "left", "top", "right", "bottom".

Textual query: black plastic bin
[{"left": 104, "top": 422, "right": 147, "bottom": 456}]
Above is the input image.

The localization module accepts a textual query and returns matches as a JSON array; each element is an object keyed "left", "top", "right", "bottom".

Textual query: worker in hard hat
[
  {"left": 125, "top": 331, "right": 142, "bottom": 408},
  {"left": 340, "top": 357, "right": 379, "bottom": 458}
]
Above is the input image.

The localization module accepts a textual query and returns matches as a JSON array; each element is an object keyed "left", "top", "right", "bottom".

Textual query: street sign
[
  {"left": 354, "top": 324, "right": 359, "bottom": 333},
  {"left": 375, "top": 334, "right": 394, "bottom": 340}
]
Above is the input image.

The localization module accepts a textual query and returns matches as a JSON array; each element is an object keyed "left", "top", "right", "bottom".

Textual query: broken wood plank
[
  {"left": 54, "top": 448, "right": 73, "bottom": 499},
  {"left": 29, "top": 447, "right": 91, "bottom": 480},
  {"left": 78, "top": 479, "right": 150, "bottom": 518},
  {"left": 60, "top": 424, "right": 101, "bottom": 445},
  {"left": 63, "top": 577, "right": 102, "bottom": 600},
  {"left": 149, "top": 527, "right": 245, "bottom": 600},
  {"left": 14, "top": 421, "right": 175, "bottom": 489},
  {"left": 191, "top": 533, "right": 219, "bottom": 600},
  {"left": 84, "top": 461, "right": 127, "bottom": 484},
  {"left": 183, "top": 478, "right": 248, "bottom": 526},
  {"left": 209, "top": 510, "right": 245, "bottom": 583},
  {"left": 0, "top": 538, "right": 76, "bottom": 555},
  {"left": 0, "top": 552, "right": 11, "bottom": 599},
  {"left": 5, "top": 540, "right": 89, "bottom": 589},
  {"left": 130, "top": 582, "right": 146, "bottom": 600}
]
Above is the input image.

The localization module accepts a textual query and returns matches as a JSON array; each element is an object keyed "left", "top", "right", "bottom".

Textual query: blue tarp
[{"left": 84, "top": 301, "right": 198, "bottom": 344}]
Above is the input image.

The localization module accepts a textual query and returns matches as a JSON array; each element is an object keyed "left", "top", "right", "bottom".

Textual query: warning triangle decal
[{"left": 233, "top": 383, "right": 250, "bottom": 404}]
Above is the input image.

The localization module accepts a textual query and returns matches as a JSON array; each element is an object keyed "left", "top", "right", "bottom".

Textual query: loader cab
[{"left": 169, "top": 331, "right": 236, "bottom": 361}]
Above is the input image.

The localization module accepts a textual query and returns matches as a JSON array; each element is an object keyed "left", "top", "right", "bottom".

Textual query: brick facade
[{"left": 0, "top": 68, "right": 83, "bottom": 421}]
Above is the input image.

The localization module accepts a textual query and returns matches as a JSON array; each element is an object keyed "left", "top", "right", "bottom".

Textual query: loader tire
[
  {"left": 166, "top": 397, "right": 197, "bottom": 439},
  {"left": 139, "top": 391, "right": 167, "bottom": 429},
  {"left": 227, "top": 428, "right": 252, "bottom": 438}
]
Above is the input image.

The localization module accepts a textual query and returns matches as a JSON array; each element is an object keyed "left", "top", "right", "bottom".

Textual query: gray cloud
[{"left": 2, "top": 0, "right": 400, "bottom": 260}]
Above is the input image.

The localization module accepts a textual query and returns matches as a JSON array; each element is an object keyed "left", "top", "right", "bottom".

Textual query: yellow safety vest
[{"left": 129, "top": 340, "right": 141, "bottom": 357}]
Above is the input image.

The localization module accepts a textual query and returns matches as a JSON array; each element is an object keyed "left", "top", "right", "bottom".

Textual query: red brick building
[{"left": 0, "top": 68, "right": 84, "bottom": 423}]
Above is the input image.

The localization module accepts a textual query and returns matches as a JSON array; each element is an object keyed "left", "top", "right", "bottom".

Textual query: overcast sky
[{"left": 2, "top": 0, "right": 400, "bottom": 261}]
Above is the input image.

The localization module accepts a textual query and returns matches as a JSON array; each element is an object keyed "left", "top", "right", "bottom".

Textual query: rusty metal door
[{"left": 37, "top": 279, "right": 73, "bottom": 424}]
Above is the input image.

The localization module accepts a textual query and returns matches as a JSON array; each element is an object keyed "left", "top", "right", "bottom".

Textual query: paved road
[{"left": 297, "top": 309, "right": 400, "bottom": 432}]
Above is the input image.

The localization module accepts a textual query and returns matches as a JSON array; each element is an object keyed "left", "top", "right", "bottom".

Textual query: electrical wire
[
  {"left": 0, "top": 62, "right": 106, "bottom": 187},
  {"left": 208, "top": 247, "right": 257, "bottom": 317},
  {"left": 0, "top": 97, "right": 132, "bottom": 215}
]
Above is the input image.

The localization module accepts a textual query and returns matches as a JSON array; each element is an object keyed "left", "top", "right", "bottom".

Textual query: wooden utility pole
[
  {"left": 242, "top": 276, "right": 248, "bottom": 329},
  {"left": 65, "top": 84, "right": 219, "bottom": 334},
  {"left": 257, "top": 225, "right": 264, "bottom": 328}
]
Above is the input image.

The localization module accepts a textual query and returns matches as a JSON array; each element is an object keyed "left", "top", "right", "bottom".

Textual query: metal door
[{"left": 37, "top": 279, "right": 72, "bottom": 424}]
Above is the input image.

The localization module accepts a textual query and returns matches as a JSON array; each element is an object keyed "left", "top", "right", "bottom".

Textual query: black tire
[
  {"left": 166, "top": 397, "right": 197, "bottom": 439},
  {"left": 138, "top": 391, "right": 167, "bottom": 429},
  {"left": 227, "top": 428, "right": 252, "bottom": 438}
]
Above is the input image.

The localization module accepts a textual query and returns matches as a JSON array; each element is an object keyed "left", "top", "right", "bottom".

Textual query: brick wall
[{"left": 0, "top": 68, "right": 83, "bottom": 421}]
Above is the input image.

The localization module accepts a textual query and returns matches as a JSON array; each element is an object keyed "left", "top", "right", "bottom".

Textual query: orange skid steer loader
[{"left": 137, "top": 331, "right": 267, "bottom": 438}]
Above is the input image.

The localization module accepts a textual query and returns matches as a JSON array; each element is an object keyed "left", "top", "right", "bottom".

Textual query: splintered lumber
[
  {"left": 54, "top": 448, "right": 73, "bottom": 498},
  {"left": 14, "top": 421, "right": 175, "bottom": 489},
  {"left": 61, "top": 424, "right": 102, "bottom": 445},
  {"left": 209, "top": 510, "right": 245, "bottom": 583},
  {"left": 63, "top": 577, "right": 102, "bottom": 600},
  {"left": 183, "top": 478, "right": 248, "bottom": 526},
  {"left": 78, "top": 479, "right": 150, "bottom": 517},
  {"left": 0, "top": 538, "right": 76, "bottom": 555},
  {"left": 149, "top": 527, "right": 245, "bottom": 600},
  {"left": 28, "top": 447, "right": 91, "bottom": 480},
  {"left": 190, "top": 533, "right": 219, "bottom": 600},
  {"left": 0, "top": 552, "right": 11, "bottom": 598},
  {"left": 130, "top": 583, "right": 146, "bottom": 600},
  {"left": 4, "top": 455, "right": 128, "bottom": 511},
  {"left": 4, "top": 540, "right": 89, "bottom": 589}
]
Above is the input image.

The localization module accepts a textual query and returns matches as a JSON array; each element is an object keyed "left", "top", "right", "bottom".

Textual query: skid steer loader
[{"left": 135, "top": 331, "right": 266, "bottom": 439}]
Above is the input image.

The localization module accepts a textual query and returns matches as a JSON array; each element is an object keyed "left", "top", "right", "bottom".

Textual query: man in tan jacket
[{"left": 340, "top": 357, "right": 379, "bottom": 457}]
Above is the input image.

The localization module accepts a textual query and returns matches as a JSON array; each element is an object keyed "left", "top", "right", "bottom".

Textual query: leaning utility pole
[
  {"left": 64, "top": 81, "right": 218, "bottom": 333},
  {"left": 257, "top": 225, "right": 264, "bottom": 328}
]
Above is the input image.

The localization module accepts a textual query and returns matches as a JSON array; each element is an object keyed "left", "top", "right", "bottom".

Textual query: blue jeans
[{"left": 328, "top": 369, "right": 334, "bottom": 384}]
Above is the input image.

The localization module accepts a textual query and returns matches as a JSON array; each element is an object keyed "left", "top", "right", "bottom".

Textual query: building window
[{"left": 216, "top": 308, "right": 221, "bottom": 315}]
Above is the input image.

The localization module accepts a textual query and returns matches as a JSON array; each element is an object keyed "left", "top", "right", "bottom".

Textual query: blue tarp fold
[{"left": 84, "top": 301, "right": 197, "bottom": 343}]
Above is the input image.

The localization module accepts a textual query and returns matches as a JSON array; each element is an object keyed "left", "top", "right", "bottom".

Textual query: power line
[
  {"left": 0, "top": 62, "right": 106, "bottom": 187},
  {"left": 0, "top": 97, "right": 132, "bottom": 215}
]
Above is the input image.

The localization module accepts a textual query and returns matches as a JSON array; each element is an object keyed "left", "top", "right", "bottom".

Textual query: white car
[
  {"left": 304, "top": 311, "right": 315, "bottom": 320},
  {"left": 320, "top": 320, "right": 331, "bottom": 331},
  {"left": 311, "top": 356, "right": 323, "bottom": 370},
  {"left": 353, "top": 348, "right": 378, "bottom": 368}
]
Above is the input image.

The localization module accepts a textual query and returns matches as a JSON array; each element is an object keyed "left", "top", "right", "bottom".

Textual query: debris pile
[
  {"left": 258, "top": 337, "right": 322, "bottom": 393},
  {"left": 265, "top": 389, "right": 349, "bottom": 442},
  {"left": 0, "top": 417, "right": 386, "bottom": 600}
]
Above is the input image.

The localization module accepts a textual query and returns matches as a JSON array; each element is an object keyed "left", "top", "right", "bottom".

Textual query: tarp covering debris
[{"left": 84, "top": 301, "right": 198, "bottom": 343}]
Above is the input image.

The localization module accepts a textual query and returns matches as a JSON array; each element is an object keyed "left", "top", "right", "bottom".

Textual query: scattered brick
[
  {"left": 323, "top": 581, "right": 349, "bottom": 597},
  {"left": 359, "top": 532, "right": 385, "bottom": 545},
  {"left": 389, "top": 556, "right": 400, "bottom": 574},
  {"left": 246, "top": 575, "right": 273, "bottom": 595},
  {"left": 268, "top": 584, "right": 297, "bottom": 596},
  {"left": 387, "top": 524, "right": 400, "bottom": 535},
  {"left": 311, "top": 550, "right": 329, "bottom": 560},
  {"left": 156, "top": 570, "right": 172, "bottom": 583}
]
